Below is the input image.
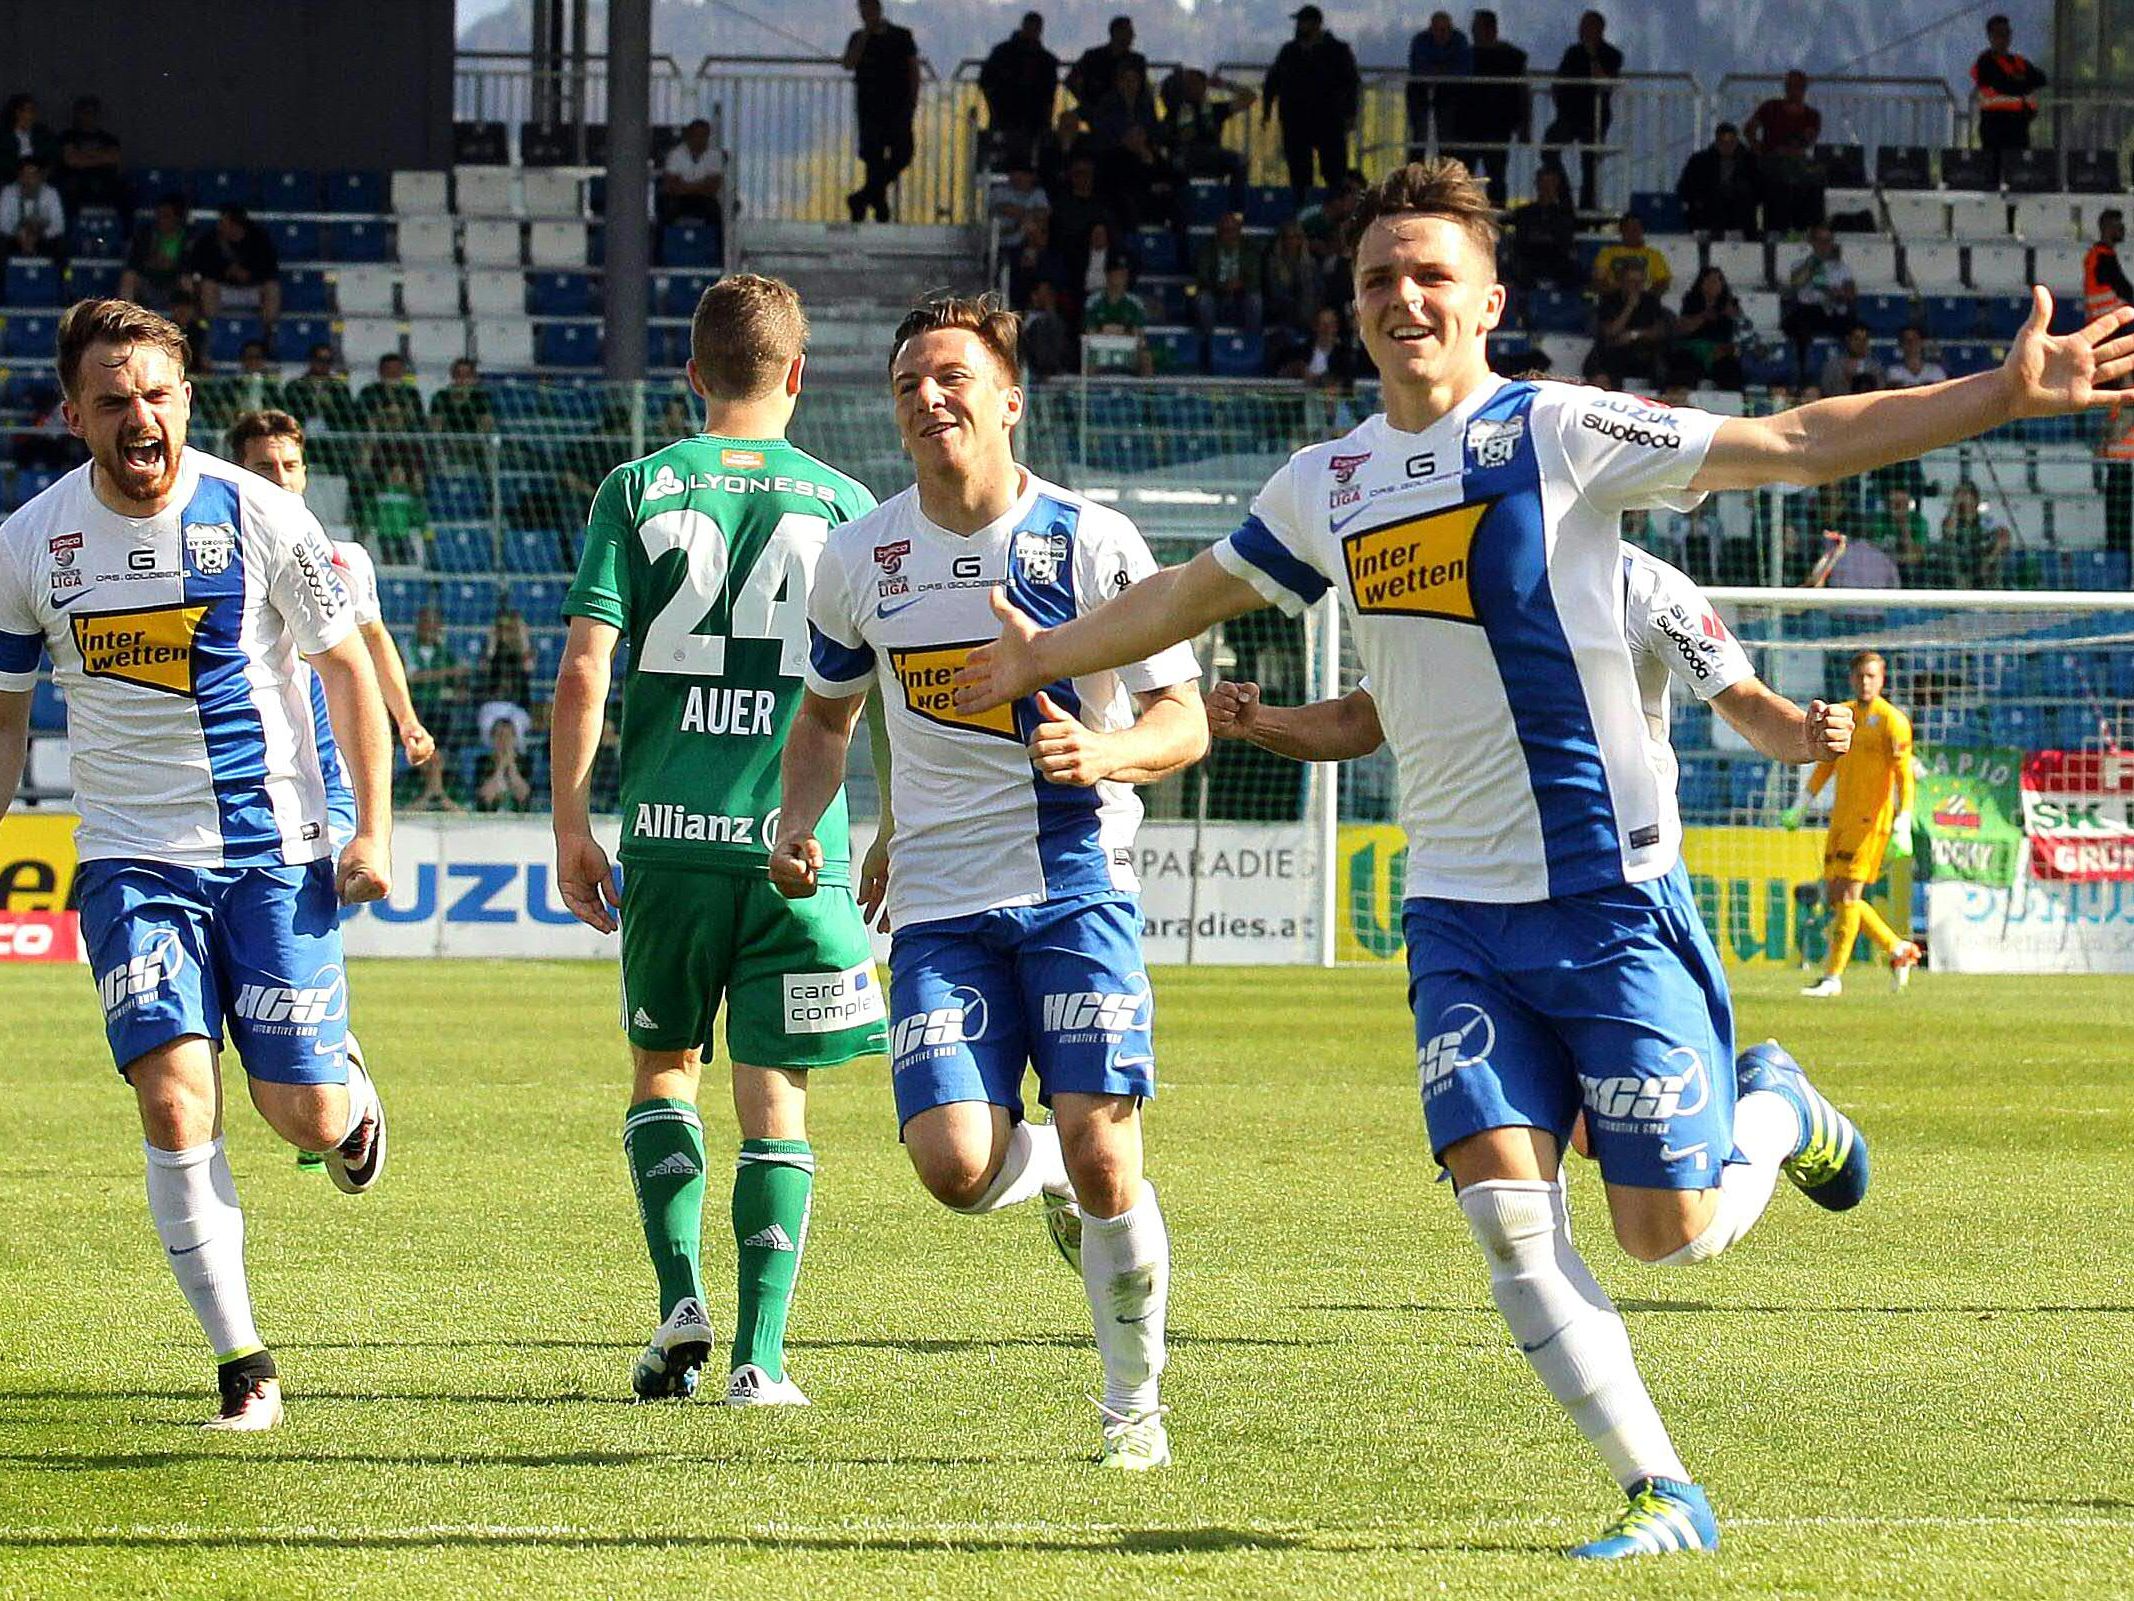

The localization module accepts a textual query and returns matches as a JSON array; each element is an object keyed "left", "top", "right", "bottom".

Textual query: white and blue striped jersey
[
  {"left": 807, "top": 471, "right": 1199, "bottom": 931},
  {"left": 1213, "top": 378, "right": 1725, "bottom": 902},
  {"left": 0, "top": 449, "right": 355, "bottom": 867}
]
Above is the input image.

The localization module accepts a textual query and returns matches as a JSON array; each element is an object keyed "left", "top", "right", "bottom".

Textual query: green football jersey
[{"left": 565, "top": 433, "right": 877, "bottom": 880}]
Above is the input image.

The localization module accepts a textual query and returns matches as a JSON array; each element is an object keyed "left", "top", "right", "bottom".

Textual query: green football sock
[
  {"left": 623, "top": 1098, "right": 706, "bottom": 1319},
  {"left": 731, "top": 1139, "right": 815, "bottom": 1380}
]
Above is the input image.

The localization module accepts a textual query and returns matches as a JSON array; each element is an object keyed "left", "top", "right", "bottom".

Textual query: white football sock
[
  {"left": 951, "top": 1118, "right": 1068, "bottom": 1214},
  {"left": 1081, "top": 1181, "right": 1169, "bottom": 1417},
  {"left": 1655, "top": 1090, "right": 1802, "bottom": 1266},
  {"left": 337, "top": 1044, "right": 377, "bottom": 1146},
  {"left": 1460, "top": 1178, "right": 1688, "bottom": 1491},
  {"left": 145, "top": 1140, "right": 264, "bottom": 1361}
]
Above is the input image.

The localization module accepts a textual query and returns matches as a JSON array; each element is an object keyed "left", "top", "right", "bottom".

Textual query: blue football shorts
[
  {"left": 1403, "top": 863, "right": 1737, "bottom": 1191},
  {"left": 77, "top": 857, "right": 353, "bottom": 1086},
  {"left": 886, "top": 891, "right": 1156, "bottom": 1131}
]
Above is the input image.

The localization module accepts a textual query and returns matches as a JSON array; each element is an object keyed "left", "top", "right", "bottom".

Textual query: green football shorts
[{"left": 617, "top": 862, "right": 887, "bottom": 1068}]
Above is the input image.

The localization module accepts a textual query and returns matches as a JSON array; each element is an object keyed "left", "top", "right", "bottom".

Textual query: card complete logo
[
  {"left": 71, "top": 604, "right": 208, "bottom": 696},
  {"left": 1340, "top": 502, "right": 1488, "bottom": 622},
  {"left": 889, "top": 641, "right": 1020, "bottom": 740}
]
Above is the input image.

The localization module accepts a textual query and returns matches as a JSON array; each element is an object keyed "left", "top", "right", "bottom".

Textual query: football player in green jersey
[{"left": 551, "top": 275, "right": 888, "bottom": 1406}]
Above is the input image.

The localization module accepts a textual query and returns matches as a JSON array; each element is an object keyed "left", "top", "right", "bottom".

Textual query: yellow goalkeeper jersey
[{"left": 1809, "top": 694, "right": 1913, "bottom": 840}]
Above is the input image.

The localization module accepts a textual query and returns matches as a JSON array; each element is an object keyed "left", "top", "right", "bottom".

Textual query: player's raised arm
[
  {"left": 1208, "top": 681, "right": 1386, "bottom": 762},
  {"left": 1026, "top": 682, "right": 1209, "bottom": 787},
  {"left": 954, "top": 547, "right": 1263, "bottom": 714},
  {"left": 1693, "top": 289, "right": 2134, "bottom": 491},
  {"left": 1710, "top": 680, "right": 1853, "bottom": 765}
]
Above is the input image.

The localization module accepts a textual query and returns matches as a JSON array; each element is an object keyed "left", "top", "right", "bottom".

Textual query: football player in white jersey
[
  {"left": 769, "top": 295, "right": 1206, "bottom": 1469},
  {"left": 0, "top": 301, "right": 396, "bottom": 1432},
  {"left": 955, "top": 160, "right": 2134, "bottom": 1554}
]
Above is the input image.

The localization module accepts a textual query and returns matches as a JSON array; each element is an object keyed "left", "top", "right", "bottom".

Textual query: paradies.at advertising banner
[{"left": 0, "top": 812, "right": 83, "bottom": 962}]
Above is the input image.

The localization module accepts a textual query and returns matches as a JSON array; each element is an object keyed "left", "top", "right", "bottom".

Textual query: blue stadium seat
[
  {"left": 192, "top": 167, "right": 259, "bottom": 209},
  {"left": 431, "top": 523, "right": 494, "bottom": 573},
  {"left": 528, "top": 271, "right": 594, "bottom": 317},
  {"left": 1628, "top": 190, "right": 1688, "bottom": 233},
  {"left": 1148, "top": 279, "right": 1193, "bottom": 323},
  {"left": 375, "top": 576, "right": 428, "bottom": 625},
  {"left": 1977, "top": 295, "right": 2032, "bottom": 340},
  {"left": 540, "top": 382, "right": 603, "bottom": 427},
  {"left": 1186, "top": 181, "right": 1229, "bottom": 228},
  {"left": 1856, "top": 293, "right": 1914, "bottom": 337},
  {"left": 279, "top": 269, "right": 331, "bottom": 314},
  {"left": 1921, "top": 295, "right": 1980, "bottom": 341},
  {"left": 586, "top": 221, "right": 605, "bottom": 268},
  {"left": 535, "top": 322, "right": 601, "bottom": 368},
  {"left": 1676, "top": 758, "right": 1724, "bottom": 819},
  {"left": 129, "top": 165, "right": 186, "bottom": 203},
  {"left": 1132, "top": 228, "right": 1181, "bottom": 275},
  {"left": 267, "top": 220, "right": 321, "bottom": 261},
  {"left": 1144, "top": 326, "right": 1201, "bottom": 375},
  {"left": 1524, "top": 288, "right": 1587, "bottom": 334},
  {"left": 1243, "top": 186, "right": 1293, "bottom": 229},
  {"left": 16, "top": 467, "right": 60, "bottom": 501},
  {"left": 3, "top": 261, "right": 60, "bottom": 307},
  {"left": 530, "top": 628, "right": 566, "bottom": 687},
  {"left": 207, "top": 316, "right": 263, "bottom": 363},
  {"left": 273, "top": 316, "right": 333, "bottom": 363},
  {"left": 1743, "top": 343, "right": 1794, "bottom": 387},
  {"left": 64, "top": 261, "right": 120, "bottom": 300},
  {"left": 646, "top": 323, "right": 691, "bottom": 368},
  {"left": 1208, "top": 330, "right": 1266, "bottom": 377},
  {"left": 3, "top": 314, "right": 58, "bottom": 359},
  {"left": 1940, "top": 341, "right": 1997, "bottom": 376},
  {"left": 2, "top": 372, "right": 58, "bottom": 413},
  {"left": 320, "top": 171, "right": 388, "bottom": 214},
  {"left": 2074, "top": 551, "right": 2130, "bottom": 590},
  {"left": 488, "top": 378, "right": 546, "bottom": 425},
  {"left": 504, "top": 529, "right": 568, "bottom": 573},
  {"left": 429, "top": 477, "right": 492, "bottom": 521},
  {"left": 658, "top": 225, "right": 718, "bottom": 268},
  {"left": 1728, "top": 761, "right": 1768, "bottom": 811},
  {"left": 326, "top": 220, "right": 392, "bottom": 262},
  {"left": 69, "top": 208, "right": 122, "bottom": 258},
  {"left": 654, "top": 271, "right": 716, "bottom": 317},
  {"left": 507, "top": 577, "right": 567, "bottom": 621},
  {"left": 260, "top": 169, "right": 319, "bottom": 211},
  {"left": 439, "top": 580, "right": 501, "bottom": 627},
  {"left": 1987, "top": 704, "right": 2038, "bottom": 746},
  {"left": 29, "top": 677, "right": 65, "bottom": 732}
]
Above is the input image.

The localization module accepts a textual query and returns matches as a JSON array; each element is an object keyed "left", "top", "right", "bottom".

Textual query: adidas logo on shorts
[{"left": 632, "top": 1007, "right": 658, "bottom": 1030}]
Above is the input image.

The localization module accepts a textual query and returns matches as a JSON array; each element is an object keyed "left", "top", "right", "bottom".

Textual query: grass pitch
[{"left": 1, "top": 960, "right": 2129, "bottom": 1599}]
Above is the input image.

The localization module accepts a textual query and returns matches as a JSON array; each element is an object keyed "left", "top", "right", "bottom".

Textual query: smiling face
[
  {"left": 65, "top": 339, "right": 191, "bottom": 512},
  {"left": 890, "top": 326, "right": 1023, "bottom": 481},
  {"left": 1352, "top": 213, "right": 1503, "bottom": 404}
]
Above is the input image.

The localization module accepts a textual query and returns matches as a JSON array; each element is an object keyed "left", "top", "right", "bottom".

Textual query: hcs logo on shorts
[
  {"left": 1578, "top": 1046, "right": 1710, "bottom": 1127},
  {"left": 1419, "top": 1002, "right": 1494, "bottom": 1096},
  {"left": 783, "top": 964, "right": 886, "bottom": 1035},
  {"left": 98, "top": 928, "right": 185, "bottom": 1016},
  {"left": 891, "top": 984, "right": 989, "bottom": 1065}
]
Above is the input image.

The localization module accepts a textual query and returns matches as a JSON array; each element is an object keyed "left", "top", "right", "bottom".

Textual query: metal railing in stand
[
  {"left": 2037, "top": 92, "right": 2134, "bottom": 160},
  {"left": 1710, "top": 75, "right": 1958, "bottom": 165},
  {"left": 453, "top": 51, "right": 694, "bottom": 139}
]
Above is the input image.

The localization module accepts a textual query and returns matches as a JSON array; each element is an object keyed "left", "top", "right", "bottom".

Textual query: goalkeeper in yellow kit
[{"left": 1793, "top": 650, "right": 1921, "bottom": 995}]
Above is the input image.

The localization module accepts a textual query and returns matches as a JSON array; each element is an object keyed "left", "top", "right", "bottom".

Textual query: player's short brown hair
[
  {"left": 1850, "top": 649, "right": 1886, "bottom": 670},
  {"left": 688, "top": 273, "right": 809, "bottom": 399},
  {"left": 888, "top": 293, "right": 1021, "bottom": 384},
  {"left": 56, "top": 298, "right": 190, "bottom": 399},
  {"left": 226, "top": 408, "right": 305, "bottom": 462},
  {"left": 1341, "top": 158, "right": 1502, "bottom": 264}
]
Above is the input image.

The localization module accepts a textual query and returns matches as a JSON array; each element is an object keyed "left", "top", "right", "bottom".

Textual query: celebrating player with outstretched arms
[
  {"left": 953, "top": 159, "right": 2134, "bottom": 1554},
  {"left": 0, "top": 300, "right": 394, "bottom": 1432},
  {"left": 772, "top": 294, "right": 1206, "bottom": 1470}
]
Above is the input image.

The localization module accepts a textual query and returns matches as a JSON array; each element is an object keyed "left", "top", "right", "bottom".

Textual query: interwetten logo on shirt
[
  {"left": 889, "top": 642, "right": 1020, "bottom": 740},
  {"left": 1341, "top": 502, "right": 1487, "bottom": 622},
  {"left": 72, "top": 604, "right": 207, "bottom": 696}
]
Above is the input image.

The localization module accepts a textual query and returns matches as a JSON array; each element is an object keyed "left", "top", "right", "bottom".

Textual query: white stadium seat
[
  {"left": 1947, "top": 195, "right": 2011, "bottom": 240},
  {"left": 1706, "top": 239, "right": 1767, "bottom": 289},
  {"left": 2033, "top": 456, "right": 2098, "bottom": 496},
  {"left": 2031, "top": 242, "right": 2089, "bottom": 299},
  {"left": 1737, "top": 288, "right": 1782, "bottom": 334},
  {"left": 406, "top": 317, "right": 468, "bottom": 369},
  {"left": 472, "top": 317, "right": 534, "bottom": 368},
  {"left": 332, "top": 264, "right": 397, "bottom": 317},
  {"left": 465, "top": 270, "right": 524, "bottom": 317},
  {"left": 390, "top": 170, "right": 450, "bottom": 216},
  {"left": 519, "top": 170, "right": 581, "bottom": 218},
  {"left": 2078, "top": 196, "right": 2123, "bottom": 238},
  {"left": 27, "top": 737, "right": 70, "bottom": 793},
  {"left": 2012, "top": 195, "right": 2081, "bottom": 242},
  {"left": 307, "top": 472, "right": 351, "bottom": 527},
  {"left": 398, "top": 266, "right": 462, "bottom": 318},
  {"left": 1687, "top": 387, "right": 1745, "bottom": 416},
  {"left": 339, "top": 316, "right": 404, "bottom": 370},
  {"left": 527, "top": 220, "right": 588, "bottom": 268},
  {"left": 1536, "top": 333, "right": 1592, "bottom": 377},
  {"left": 1882, "top": 191, "right": 1948, "bottom": 239},
  {"left": 395, "top": 216, "right": 457, "bottom": 265},
  {"left": 1840, "top": 238, "right": 1900, "bottom": 291},
  {"left": 1966, "top": 242, "right": 2028, "bottom": 292},
  {"left": 1651, "top": 235, "right": 1700, "bottom": 292},
  {"left": 1825, "top": 188, "right": 1878, "bottom": 223},
  {"left": 1904, "top": 241, "right": 1965, "bottom": 292},
  {"left": 461, "top": 219, "right": 523, "bottom": 267},
  {"left": 454, "top": 166, "right": 519, "bottom": 217}
]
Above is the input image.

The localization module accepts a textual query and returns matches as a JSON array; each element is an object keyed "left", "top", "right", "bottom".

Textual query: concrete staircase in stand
[{"left": 734, "top": 220, "right": 989, "bottom": 382}]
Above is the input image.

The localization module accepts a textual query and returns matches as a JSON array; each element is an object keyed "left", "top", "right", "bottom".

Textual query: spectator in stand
[
  {"left": 1868, "top": 485, "right": 1933, "bottom": 583},
  {"left": 1884, "top": 325, "right": 1949, "bottom": 388},
  {"left": 430, "top": 356, "right": 494, "bottom": 435},
  {"left": 1506, "top": 163, "right": 1580, "bottom": 289},
  {"left": 842, "top": 0, "right": 920, "bottom": 224},
  {"left": 1286, "top": 304, "right": 1362, "bottom": 391},
  {"left": 281, "top": 342, "right": 357, "bottom": 432},
  {"left": 1160, "top": 68, "right": 1253, "bottom": 205},
  {"left": 2084, "top": 209, "right": 2131, "bottom": 324},
  {"left": 359, "top": 351, "right": 424, "bottom": 433},
  {"left": 1035, "top": 107, "right": 1092, "bottom": 198},
  {"left": 403, "top": 603, "right": 468, "bottom": 778},
  {"left": 402, "top": 742, "right": 466, "bottom": 812},
  {"left": 1195, "top": 210, "right": 1265, "bottom": 336},
  {"left": 1084, "top": 254, "right": 1148, "bottom": 336},
  {"left": 1590, "top": 213, "right": 1670, "bottom": 295},
  {"left": 656, "top": 118, "right": 725, "bottom": 240},
  {"left": 979, "top": 11, "right": 1060, "bottom": 170},
  {"left": 1676, "top": 122, "right": 1761, "bottom": 238},
  {"left": 474, "top": 716, "right": 535, "bottom": 812},
  {"left": 1098, "top": 122, "right": 1184, "bottom": 232},
  {"left": 164, "top": 290, "right": 212, "bottom": 376},
  {"left": 1078, "top": 220, "right": 1122, "bottom": 305},
  {"left": 1803, "top": 527, "right": 1901, "bottom": 589},
  {"left": 1781, "top": 224, "right": 1858, "bottom": 382},
  {"left": 1453, "top": 10, "right": 1530, "bottom": 205},
  {"left": 987, "top": 160, "right": 1050, "bottom": 249},
  {"left": 1048, "top": 153, "right": 1118, "bottom": 262},
  {"left": 0, "top": 156, "right": 66, "bottom": 265},
  {"left": 1939, "top": 480, "right": 2014, "bottom": 586},
  {"left": 1673, "top": 265, "right": 1745, "bottom": 390},
  {"left": 1006, "top": 208, "right": 1072, "bottom": 308},
  {"left": 1742, "top": 70, "right": 1823, "bottom": 233},
  {"left": 1541, "top": 10, "right": 1621, "bottom": 210},
  {"left": 1585, "top": 257, "right": 1671, "bottom": 388},
  {"left": 1298, "top": 171, "right": 1367, "bottom": 310},
  {"left": 1067, "top": 16, "right": 1146, "bottom": 113},
  {"left": 1263, "top": 219, "right": 1323, "bottom": 340},
  {"left": 1261, "top": 6, "right": 1360, "bottom": 201},
  {"left": 657, "top": 393, "right": 693, "bottom": 439},
  {"left": 1021, "top": 278, "right": 1073, "bottom": 379},
  {"left": 55, "top": 96, "right": 124, "bottom": 219},
  {"left": 1972, "top": 15, "right": 2046, "bottom": 165},
  {"left": 1406, "top": 12, "right": 1471, "bottom": 163},
  {"left": 118, "top": 195, "right": 193, "bottom": 311},
  {"left": 1088, "top": 60, "right": 1160, "bottom": 153},
  {"left": 474, "top": 606, "right": 536, "bottom": 749},
  {"left": 0, "top": 95, "right": 56, "bottom": 178},
  {"left": 1818, "top": 321, "right": 1883, "bottom": 395},
  {"left": 189, "top": 204, "right": 281, "bottom": 334}
]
